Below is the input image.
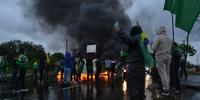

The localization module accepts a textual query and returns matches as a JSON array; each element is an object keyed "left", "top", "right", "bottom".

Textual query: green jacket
[
  {"left": 32, "top": 62, "right": 39, "bottom": 70},
  {"left": 16, "top": 54, "right": 28, "bottom": 70}
]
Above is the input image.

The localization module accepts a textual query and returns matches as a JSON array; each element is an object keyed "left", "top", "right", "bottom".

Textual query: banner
[{"left": 86, "top": 44, "right": 96, "bottom": 53}]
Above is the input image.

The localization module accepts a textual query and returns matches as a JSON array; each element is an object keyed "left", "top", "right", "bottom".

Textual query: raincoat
[{"left": 33, "top": 61, "right": 39, "bottom": 70}]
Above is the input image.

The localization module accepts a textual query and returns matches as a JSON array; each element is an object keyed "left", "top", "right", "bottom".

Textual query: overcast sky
[{"left": 0, "top": 0, "right": 199, "bottom": 64}]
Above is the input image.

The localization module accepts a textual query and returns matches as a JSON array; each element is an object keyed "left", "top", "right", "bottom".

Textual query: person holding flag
[
  {"left": 45, "top": 54, "right": 50, "bottom": 80},
  {"left": 114, "top": 22, "right": 154, "bottom": 100},
  {"left": 32, "top": 60, "right": 39, "bottom": 81}
]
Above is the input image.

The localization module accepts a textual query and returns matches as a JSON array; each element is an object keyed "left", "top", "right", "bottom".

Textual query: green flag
[
  {"left": 164, "top": 0, "right": 179, "bottom": 14},
  {"left": 175, "top": 0, "right": 200, "bottom": 32}
]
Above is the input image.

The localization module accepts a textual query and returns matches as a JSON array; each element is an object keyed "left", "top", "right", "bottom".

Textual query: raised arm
[{"left": 117, "top": 31, "right": 137, "bottom": 46}]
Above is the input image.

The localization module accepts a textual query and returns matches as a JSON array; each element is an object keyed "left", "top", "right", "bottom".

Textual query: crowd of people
[
  {"left": 53, "top": 50, "right": 123, "bottom": 85},
  {"left": 114, "top": 23, "right": 186, "bottom": 99},
  {"left": 0, "top": 23, "right": 188, "bottom": 100}
]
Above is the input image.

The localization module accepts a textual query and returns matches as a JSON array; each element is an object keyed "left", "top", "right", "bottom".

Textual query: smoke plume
[{"left": 31, "top": 0, "right": 131, "bottom": 57}]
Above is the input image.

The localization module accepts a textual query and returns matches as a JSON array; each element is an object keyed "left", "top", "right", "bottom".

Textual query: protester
[
  {"left": 115, "top": 25, "right": 146, "bottom": 100},
  {"left": 53, "top": 60, "right": 64, "bottom": 81},
  {"left": 0, "top": 56, "right": 8, "bottom": 82},
  {"left": 77, "top": 56, "right": 85, "bottom": 82},
  {"left": 45, "top": 54, "right": 50, "bottom": 80},
  {"left": 116, "top": 50, "right": 128, "bottom": 78},
  {"left": 63, "top": 51, "right": 72, "bottom": 84},
  {"left": 32, "top": 60, "right": 39, "bottom": 80},
  {"left": 71, "top": 51, "right": 77, "bottom": 81},
  {"left": 152, "top": 26, "right": 172, "bottom": 96},
  {"left": 11, "top": 57, "right": 18, "bottom": 91},
  {"left": 95, "top": 58, "right": 102, "bottom": 81},
  {"left": 16, "top": 50, "right": 28, "bottom": 90},
  {"left": 86, "top": 53, "right": 94, "bottom": 82},
  {"left": 39, "top": 57, "right": 45, "bottom": 82},
  {"left": 104, "top": 58, "right": 112, "bottom": 79},
  {"left": 180, "top": 58, "right": 188, "bottom": 79},
  {"left": 110, "top": 57, "right": 117, "bottom": 78},
  {"left": 170, "top": 42, "right": 182, "bottom": 93},
  {"left": 53, "top": 61, "right": 60, "bottom": 76}
]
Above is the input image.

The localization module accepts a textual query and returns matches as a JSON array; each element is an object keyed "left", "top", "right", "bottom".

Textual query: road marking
[
  {"left": 62, "top": 84, "right": 82, "bottom": 90},
  {"left": 0, "top": 85, "right": 11, "bottom": 88}
]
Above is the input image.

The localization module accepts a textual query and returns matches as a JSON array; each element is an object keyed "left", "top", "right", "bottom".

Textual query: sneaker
[
  {"left": 11, "top": 89, "right": 17, "bottom": 93},
  {"left": 173, "top": 89, "right": 180, "bottom": 94},
  {"left": 160, "top": 90, "right": 169, "bottom": 96},
  {"left": 20, "top": 89, "right": 28, "bottom": 92}
]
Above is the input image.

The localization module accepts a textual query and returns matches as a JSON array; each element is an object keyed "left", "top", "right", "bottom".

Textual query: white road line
[
  {"left": 62, "top": 84, "right": 82, "bottom": 90},
  {"left": 0, "top": 85, "right": 11, "bottom": 88}
]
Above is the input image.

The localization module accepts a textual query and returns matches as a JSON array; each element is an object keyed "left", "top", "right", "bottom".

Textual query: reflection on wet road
[{"left": 0, "top": 75, "right": 200, "bottom": 100}]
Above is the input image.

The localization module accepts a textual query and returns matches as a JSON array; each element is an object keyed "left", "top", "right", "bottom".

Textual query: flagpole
[
  {"left": 184, "top": 32, "right": 190, "bottom": 75},
  {"left": 171, "top": 13, "right": 175, "bottom": 42}
]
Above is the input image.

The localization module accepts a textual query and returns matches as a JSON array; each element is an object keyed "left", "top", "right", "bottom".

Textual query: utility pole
[
  {"left": 197, "top": 53, "right": 199, "bottom": 65},
  {"left": 66, "top": 39, "right": 68, "bottom": 52},
  {"left": 184, "top": 32, "right": 190, "bottom": 68}
]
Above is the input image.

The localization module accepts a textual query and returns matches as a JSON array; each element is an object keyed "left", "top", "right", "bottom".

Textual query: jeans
[{"left": 63, "top": 68, "right": 71, "bottom": 83}]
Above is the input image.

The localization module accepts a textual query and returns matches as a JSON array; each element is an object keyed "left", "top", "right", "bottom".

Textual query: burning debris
[{"left": 31, "top": 0, "right": 131, "bottom": 57}]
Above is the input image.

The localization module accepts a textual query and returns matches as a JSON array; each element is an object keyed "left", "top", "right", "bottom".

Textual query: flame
[
  {"left": 79, "top": 71, "right": 110, "bottom": 81},
  {"left": 56, "top": 71, "right": 110, "bottom": 82},
  {"left": 122, "top": 80, "right": 127, "bottom": 93},
  {"left": 80, "top": 73, "right": 93, "bottom": 81},
  {"left": 99, "top": 71, "right": 109, "bottom": 81},
  {"left": 57, "top": 71, "right": 62, "bottom": 82},
  {"left": 145, "top": 74, "right": 151, "bottom": 89}
]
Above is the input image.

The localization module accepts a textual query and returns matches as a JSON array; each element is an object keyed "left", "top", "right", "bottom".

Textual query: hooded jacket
[
  {"left": 152, "top": 26, "right": 172, "bottom": 58},
  {"left": 64, "top": 51, "right": 72, "bottom": 68}
]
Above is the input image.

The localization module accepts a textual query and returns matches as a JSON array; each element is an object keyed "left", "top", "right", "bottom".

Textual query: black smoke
[{"left": 32, "top": 0, "right": 131, "bottom": 57}]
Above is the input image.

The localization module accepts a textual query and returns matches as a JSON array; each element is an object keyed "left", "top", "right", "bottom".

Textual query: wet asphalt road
[{"left": 0, "top": 76, "right": 200, "bottom": 100}]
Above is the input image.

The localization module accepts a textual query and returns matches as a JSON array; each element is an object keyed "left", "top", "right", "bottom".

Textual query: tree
[
  {"left": 49, "top": 52, "right": 64, "bottom": 71},
  {"left": 0, "top": 40, "right": 46, "bottom": 69}
]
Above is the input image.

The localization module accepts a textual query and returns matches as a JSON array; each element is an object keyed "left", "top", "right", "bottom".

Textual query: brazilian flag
[
  {"left": 164, "top": 0, "right": 200, "bottom": 32},
  {"left": 16, "top": 54, "right": 28, "bottom": 70}
]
